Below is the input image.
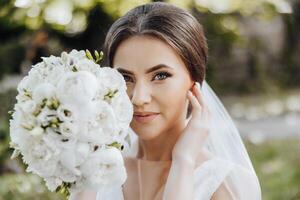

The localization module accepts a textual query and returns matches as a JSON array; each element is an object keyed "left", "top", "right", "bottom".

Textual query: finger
[
  {"left": 187, "top": 90, "right": 211, "bottom": 134},
  {"left": 193, "top": 82, "right": 210, "bottom": 121},
  {"left": 192, "top": 82, "right": 206, "bottom": 108},
  {"left": 187, "top": 90, "right": 202, "bottom": 114}
]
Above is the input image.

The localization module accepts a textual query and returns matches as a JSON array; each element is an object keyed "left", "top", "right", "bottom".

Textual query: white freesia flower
[
  {"left": 45, "top": 177, "right": 63, "bottom": 192},
  {"left": 74, "top": 58, "right": 100, "bottom": 72},
  {"left": 17, "top": 70, "right": 44, "bottom": 94},
  {"left": 61, "top": 50, "right": 86, "bottom": 71},
  {"left": 61, "top": 51, "right": 74, "bottom": 66},
  {"left": 18, "top": 112, "right": 37, "bottom": 131},
  {"left": 36, "top": 108, "right": 57, "bottom": 127},
  {"left": 46, "top": 67, "right": 66, "bottom": 86},
  {"left": 59, "top": 122, "right": 78, "bottom": 137},
  {"left": 29, "top": 126, "right": 44, "bottom": 137},
  {"left": 18, "top": 100, "right": 37, "bottom": 114},
  {"left": 32, "top": 83, "right": 56, "bottom": 103},
  {"left": 56, "top": 104, "right": 75, "bottom": 121},
  {"left": 42, "top": 55, "right": 64, "bottom": 71},
  {"left": 67, "top": 49, "right": 86, "bottom": 61},
  {"left": 9, "top": 127, "right": 31, "bottom": 150},
  {"left": 15, "top": 93, "right": 31, "bottom": 103},
  {"left": 44, "top": 127, "right": 77, "bottom": 150}
]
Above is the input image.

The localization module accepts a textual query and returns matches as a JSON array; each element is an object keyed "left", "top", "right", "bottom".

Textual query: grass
[{"left": 246, "top": 139, "right": 300, "bottom": 200}]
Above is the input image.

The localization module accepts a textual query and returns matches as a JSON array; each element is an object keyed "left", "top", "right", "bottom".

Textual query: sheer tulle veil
[{"left": 122, "top": 80, "right": 262, "bottom": 199}]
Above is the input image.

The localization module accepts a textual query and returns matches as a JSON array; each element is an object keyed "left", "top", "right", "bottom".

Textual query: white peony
[
  {"left": 57, "top": 71, "right": 98, "bottom": 106},
  {"left": 75, "top": 142, "right": 90, "bottom": 166},
  {"left": 80, "top": 147, "right": 127, "bottom": 190},
  {"left": 111, "top": 90, "right": 133, "bottom": 127}
]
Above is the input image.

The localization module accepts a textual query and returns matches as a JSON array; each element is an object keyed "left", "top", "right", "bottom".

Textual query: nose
[{"left": 131, "top": 81, "right": 152, "bottom": 107}]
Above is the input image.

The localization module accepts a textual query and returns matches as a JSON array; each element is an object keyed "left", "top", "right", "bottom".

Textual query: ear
[{"left": 189, "top": 81, "right": 196, "bottom": 91}]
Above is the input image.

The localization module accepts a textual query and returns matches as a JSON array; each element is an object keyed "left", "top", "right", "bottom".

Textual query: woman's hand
[
  {"left": 172, "top": 81, "right": 211, "bottom": 167},
  {"left": 163, "top": 82, "right": 211, "bottom": 200}
]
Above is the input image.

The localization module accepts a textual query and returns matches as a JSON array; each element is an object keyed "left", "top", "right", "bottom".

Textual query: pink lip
[{"left": 133, "top": 113, "right": 159, "bottom": 123}]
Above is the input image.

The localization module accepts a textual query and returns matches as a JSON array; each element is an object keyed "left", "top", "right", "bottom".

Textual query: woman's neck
[{"left": 136, "top": 118, "right": 188, "bottom": 161}]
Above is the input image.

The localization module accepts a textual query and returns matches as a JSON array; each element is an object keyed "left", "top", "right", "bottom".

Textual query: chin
[
  {"left": 138, "top": 132, "right": 161, "bottom": 140},
  {"left": 131, "top": 125, "right": 162, "bottom": 140}
]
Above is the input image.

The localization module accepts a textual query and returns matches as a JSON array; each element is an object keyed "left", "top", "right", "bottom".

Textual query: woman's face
[{"left": 113, "top": 35, "right": 193, "bottom": 140}]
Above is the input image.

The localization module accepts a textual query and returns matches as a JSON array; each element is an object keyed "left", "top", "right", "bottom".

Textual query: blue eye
[
  {"left": 122, "top": 74, "right": 133, "bottom": 82},
  {"left": 122, "top": 72, "right": 172, "bottom": 82},
  {"left": 153, "top": 72, "right": 172, "bottom": 81}
]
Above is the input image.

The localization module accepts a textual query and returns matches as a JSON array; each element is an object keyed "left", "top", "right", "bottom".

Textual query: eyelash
[{"left": 122, "top": 72, "right": 172, "bottom": 83}]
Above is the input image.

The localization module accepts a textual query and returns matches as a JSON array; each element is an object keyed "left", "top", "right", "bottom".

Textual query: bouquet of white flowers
[{"left": 9, "top": 49, "right": 133, "bottom": 198}]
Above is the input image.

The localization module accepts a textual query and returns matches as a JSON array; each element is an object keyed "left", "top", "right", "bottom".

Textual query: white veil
[{"left": 122, "top": 80, "right": 262, "bottom": 199}]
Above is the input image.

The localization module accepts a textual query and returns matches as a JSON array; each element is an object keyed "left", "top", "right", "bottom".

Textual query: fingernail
[{"left": 196, "top": 82, "right": 200, "bottom": 89}]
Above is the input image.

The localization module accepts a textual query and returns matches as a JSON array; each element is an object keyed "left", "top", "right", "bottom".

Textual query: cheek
[
  {"left": 125, "top": 84, "right": 132, "bottom": 97},
  {"left": 128, "top": 84, "right": 188, "bottom": 140},
  {"left": 156, "top": 83, "right": 188, "bottom": 120}
]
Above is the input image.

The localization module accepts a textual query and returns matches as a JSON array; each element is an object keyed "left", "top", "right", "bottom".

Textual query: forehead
[{"left": 112, "top": 35, "right": 187, "bottom": 73}]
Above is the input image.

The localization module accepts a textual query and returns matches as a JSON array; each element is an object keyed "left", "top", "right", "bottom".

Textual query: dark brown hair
[{"left": 101, "top": 2, "right": 208, "bottom": 117}]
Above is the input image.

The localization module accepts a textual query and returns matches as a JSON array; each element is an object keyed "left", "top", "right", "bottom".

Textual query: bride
[{"left": 73, "top": 2, "right": 261, "bottom": 200}]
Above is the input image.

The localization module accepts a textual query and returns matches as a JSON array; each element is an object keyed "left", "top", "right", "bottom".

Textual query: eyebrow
[{"left": 116, "top": 64, "right": 173, "bottom": 75}]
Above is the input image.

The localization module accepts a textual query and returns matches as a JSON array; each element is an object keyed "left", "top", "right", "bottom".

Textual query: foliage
[
  {"left": 0, "top": 90, "right": 17, "bottom": 169},
  {"left": 246, "top": 139, "right": 300, "bottom": 200},
  {"left": 0, "top": 174, "right": 64, "bottom": 200}
]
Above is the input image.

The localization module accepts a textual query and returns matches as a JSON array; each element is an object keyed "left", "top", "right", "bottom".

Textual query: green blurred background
[{"left": 0, "top": 0, "right": 299, "bottom": 199}]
